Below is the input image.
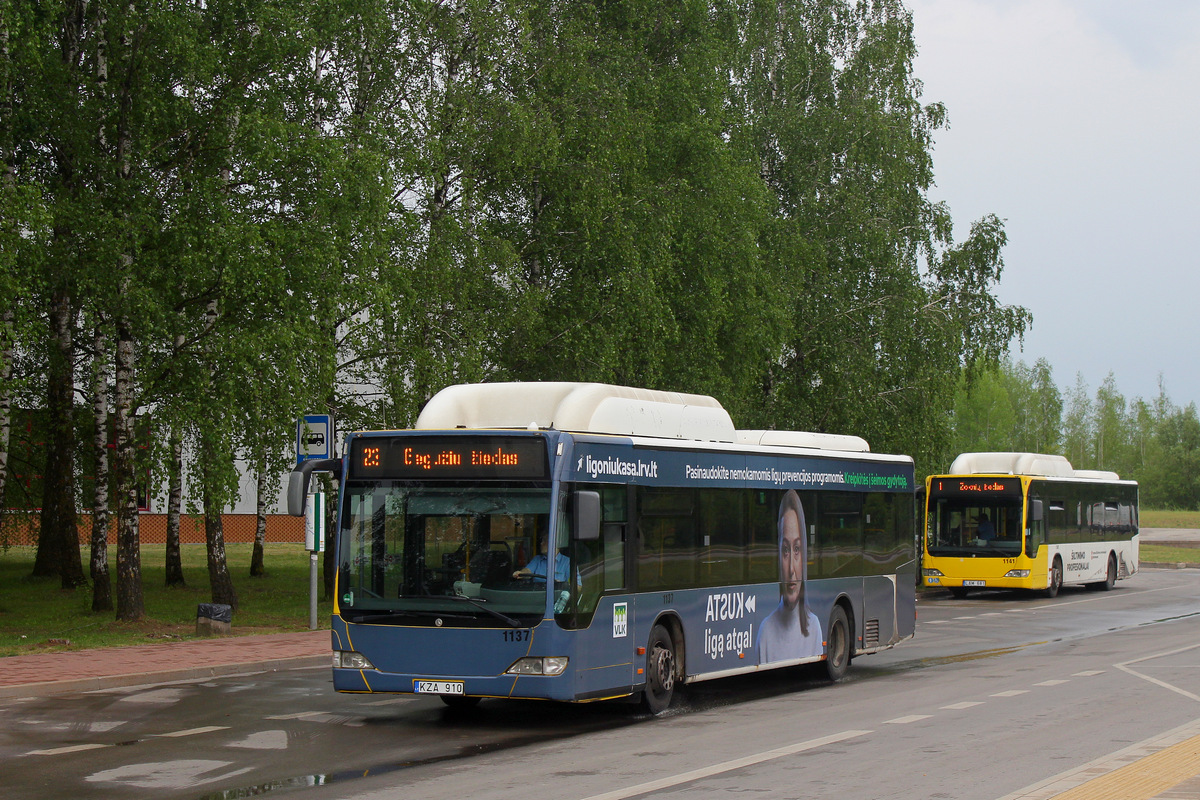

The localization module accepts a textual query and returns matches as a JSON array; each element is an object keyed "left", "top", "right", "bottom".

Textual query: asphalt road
[{"left": 4, "top": 568, "right": 1199, "bottom": 800}]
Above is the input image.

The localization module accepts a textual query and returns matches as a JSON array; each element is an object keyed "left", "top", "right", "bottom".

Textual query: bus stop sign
[{"left": 297, "top": 415, "right": 331, "bottom": 461}]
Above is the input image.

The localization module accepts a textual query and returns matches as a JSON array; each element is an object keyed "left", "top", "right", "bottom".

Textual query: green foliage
[
  {"left": 949, "top": 361, "right": 1200, "bottom": 509},
  {"left": 6, "top": 0, "right": 1039, "bottom": 614}
]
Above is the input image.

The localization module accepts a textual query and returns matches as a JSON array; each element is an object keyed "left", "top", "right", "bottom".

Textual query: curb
[
  {"left": 0, "top": 654, "right": 329, "bottom": 701},
  {"left": 1140, "top": 561, "right": 1200, "bottom": 570}
]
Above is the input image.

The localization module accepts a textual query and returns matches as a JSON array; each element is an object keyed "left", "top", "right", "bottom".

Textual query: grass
[
  {"left": 1140, "top": 543, "right": 1200, "bottom": 565},
  {"left": 1139, "top": 509, "right": 1200, "bottom": 528},
  {"left": 0, "top": 543, "right": 331, "bottom": 657}
]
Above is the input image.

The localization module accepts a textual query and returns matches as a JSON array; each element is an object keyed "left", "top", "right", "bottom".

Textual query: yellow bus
[{"left": 922, "top": 452, "right": 1138, "bottom": 598}]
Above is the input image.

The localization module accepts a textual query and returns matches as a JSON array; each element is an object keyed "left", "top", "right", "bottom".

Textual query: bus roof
[
  {"left": 414, "top": 382, "right": 871, "bottom": 452},
  {"left": 947, "top": 451, "right": 1120, "bottom": 480}
]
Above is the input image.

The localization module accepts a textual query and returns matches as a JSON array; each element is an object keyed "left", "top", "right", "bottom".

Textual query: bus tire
[
  {"left": 821, "top": 605, "right": 852, "bottom": 682},
  {"left": 642, "top": 623, "right": 676, "bottom": 714},
  {"left": 1095, "top": 554, "right": 1117, "bottom": 591},
  {"left": 1044, "top": 557, "right": 1063, "bottom": 598}
]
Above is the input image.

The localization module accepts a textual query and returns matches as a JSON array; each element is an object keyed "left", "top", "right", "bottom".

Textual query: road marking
[
  {"left": 991, "top": 690, "right": 1029, "bottom": 697},
  {"left": 941, "top": 701, "right": 984, "bottom": 710},
  {"left": 1115, "top": 642, "right": 1200, "bottom": 703},
  {"left": 156, "top": 726, "right": 229, "bottom": 738},
  {"left": 575, "top": 729, "right": 872, "bottom": 800},
  {"left": 1072, "top": 670, "right": 1105, "bottom": 677},
  {"left": 266, "top": 711, "right": 327, "bottom": 720},
  {"left": 1035, "top": 680, "right": 1069, "bottom": 687},
  {"left": 885, "top": 714, "right": 933, "bottom": 724},
  {"left": 28, "top": 743, "right": 110, "bottom": 756}
]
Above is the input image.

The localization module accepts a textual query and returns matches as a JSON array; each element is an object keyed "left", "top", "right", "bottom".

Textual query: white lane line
[
  {"left": 364, "top": 698, "right": 409, "bottom": 706},
  {"left": 922, "top": 620, "right": 950, "bottom": 624},
  {"left": 1034, "top": 679, "right": 1068, "bottom": 687},
  {"left": 941, "top": 701, "right": 984, "bottom": 710},
  {"left": 991, "top": 689, "right": 1029, "bottom": 697},
  {"left": 28, "top": 743, "right": 110, "bottom": 756},
  {"left": 954, "top": 616, "right": 977, "bottom": 620},
  {"left": 576, "top": 730, "right": 872, "bottom": 800},
  {"left": 1115, "top": 642, "right": 1200, "bottom": 703},
  {"left": 266, "top": 711, "right": 327, "bottom": 720},
  {"left": 156, "top": 726, "right": 230, "bottom": 738},
  {"left": 1073, "top": 670, "right": 1105, "bottom": 677},
  {"left": 885, "top": 715, "right": 933, "bottom": 724}
]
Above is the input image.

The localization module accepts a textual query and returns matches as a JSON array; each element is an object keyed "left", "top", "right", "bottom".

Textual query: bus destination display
[
  {"left": 350, "top": 435, "right": 548, "bottom": 480},
  {"left": 932, "top": 477, "right": 1021, "bottom": 497}
]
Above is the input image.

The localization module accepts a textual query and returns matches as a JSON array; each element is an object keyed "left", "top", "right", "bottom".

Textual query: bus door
[{"left": 565, "top": 485, "right": 637, "bottom": 698}]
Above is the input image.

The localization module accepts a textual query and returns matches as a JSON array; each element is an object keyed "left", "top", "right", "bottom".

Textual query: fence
[{"left": 1, "top": 510, "right": 306, "bottom": 548}]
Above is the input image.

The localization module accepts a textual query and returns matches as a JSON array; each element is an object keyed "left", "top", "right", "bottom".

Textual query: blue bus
[{"left": 290, "top": 382, "right": 916, "bottom": 712}]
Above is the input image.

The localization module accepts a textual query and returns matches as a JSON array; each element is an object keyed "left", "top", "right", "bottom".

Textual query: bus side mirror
[
  {"left": 1029, "top": 499, "right": 1043, "bottom": 523},
  {"left": 574, "top": 490, "right": 601, "bottom": 541},
  {"left": 287, "top": 458, "right": 343, "bottom": 516}
]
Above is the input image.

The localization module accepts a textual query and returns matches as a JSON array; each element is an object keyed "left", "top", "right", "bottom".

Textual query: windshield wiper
[{"left": 446, "top": 594, "right": 522, "bottom": 628}]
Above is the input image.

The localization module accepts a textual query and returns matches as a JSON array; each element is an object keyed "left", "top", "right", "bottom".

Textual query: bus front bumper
[{"left": 331, "top": 666, "right": 578, "bottom": 701}]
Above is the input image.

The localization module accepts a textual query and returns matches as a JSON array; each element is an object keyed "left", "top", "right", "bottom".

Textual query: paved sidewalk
[{"left": 0, "top": 629, "right": 329, "bottom": 700}]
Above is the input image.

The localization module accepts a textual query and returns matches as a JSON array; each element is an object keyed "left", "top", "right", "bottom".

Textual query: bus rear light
[
  {"left": 506, "top": 657, "right": 569, "bottom": 676},
  {"left": 333, "top": 650, "right": 376, "bottom": 670},
  {"left": 922, "top": 568, "right": 944, "bottom": 577},
  {"left": 1004, "top": 569, "right": 1031, "bottom": 578}
]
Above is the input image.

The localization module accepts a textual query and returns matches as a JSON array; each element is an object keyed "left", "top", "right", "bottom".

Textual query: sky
[{"left": 906, "top": 0, "right": 1200, "bottom": 408}]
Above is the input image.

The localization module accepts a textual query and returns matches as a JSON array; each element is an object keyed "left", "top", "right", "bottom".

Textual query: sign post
[
  {"left": 297, "top": 414, "right": 333, "bottom": 630},
  {"left": 305, "top": 491, "right": 325, "bottom": 630}
]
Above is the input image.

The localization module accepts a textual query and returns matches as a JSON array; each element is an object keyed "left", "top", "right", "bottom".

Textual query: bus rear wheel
[
  {"left": 1044, "top": 557, "right": 1063, "bottom": 598},
  {"left": 642, "top": 623, "right": 676, "bottom": 715},
  {"left": 1092, "top": 554, "right": 1117, "bottom": 591},
  {"left": 821, "top": 605, "right": 852, "bottom": 682}
]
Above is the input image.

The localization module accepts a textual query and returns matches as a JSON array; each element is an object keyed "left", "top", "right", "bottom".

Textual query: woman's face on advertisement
[{"left": 779, "top": 508, "right": 803, "bottom": 608}]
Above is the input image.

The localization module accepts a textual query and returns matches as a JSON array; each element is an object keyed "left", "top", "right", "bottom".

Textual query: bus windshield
[
  {"left": 926, "top": 495, "right": 1023, "bottom": 557},
  {"left": 337, "top": 482, "right": 555, "bottom": 624}
]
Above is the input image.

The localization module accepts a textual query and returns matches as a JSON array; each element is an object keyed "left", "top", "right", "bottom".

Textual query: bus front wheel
[
  {"left": 1044, "top": 557, "right": 1063, "bottom": 598},
  {"left": 642, "top": 623, "right": 676, "bottom": 714},
  {"left": 821, "top": 605, "right": 852, "bottom": 682}
]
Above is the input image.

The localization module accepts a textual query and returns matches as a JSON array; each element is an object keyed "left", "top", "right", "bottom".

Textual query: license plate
[
  {"left": 414, "top": 680, "right": 464, "bottom": 695},
  {"left": 963, "top": 580, "right": 985, "bottom": 587}
]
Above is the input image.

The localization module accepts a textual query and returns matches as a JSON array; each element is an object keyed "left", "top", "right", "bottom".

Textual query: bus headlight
[
  {"left": 333, "top": 650, "right": 376, "bottom": 670},
  {"left": 1004, "top": 569, "right": 1031, "bottom": 578},
  {"left": 922, "top": 568, "right": 944, "bottom": 577},
  {"left": 506, "top": 657, "right": 569, "bottom": 676}
]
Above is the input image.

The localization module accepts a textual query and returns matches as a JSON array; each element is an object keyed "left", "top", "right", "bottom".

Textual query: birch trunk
[
  {"left": 90, "top": 324, "right": 113, "bottom": 611},
  {"left": 165, "top": 423, "right": 185, "bottom": 586},
  {"left": 250, "top": 451, "right": 267, "bottom": 577},
  {"left": 114, "top": 315, "right": 143, "bottom": 620}
]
